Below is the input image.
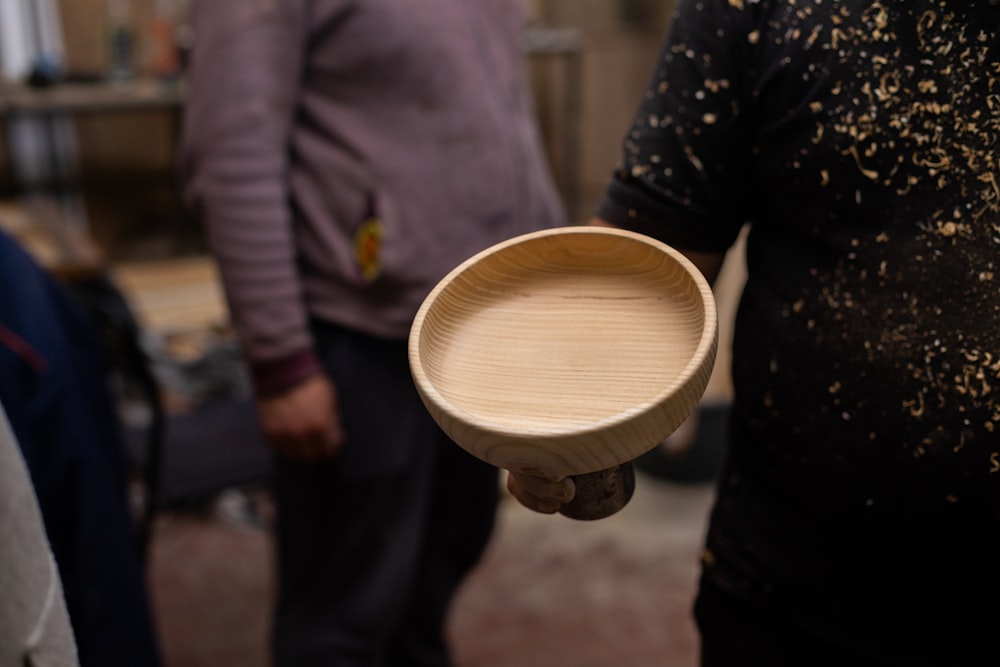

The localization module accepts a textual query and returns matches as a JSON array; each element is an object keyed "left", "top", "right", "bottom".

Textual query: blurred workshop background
[{"left": 0, "top": 1, "right": 745, "bottom": 665}]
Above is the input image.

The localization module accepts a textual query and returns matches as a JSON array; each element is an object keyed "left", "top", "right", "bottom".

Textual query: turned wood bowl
[{"left": 408, "top": 226, "right": 718, "bottom": 515}]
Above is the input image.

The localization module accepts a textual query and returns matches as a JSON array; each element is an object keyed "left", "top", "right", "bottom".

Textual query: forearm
[
  {"left": 181, "top": 0, "right": 316, "bottom": 391},
  {"left": 587, "top": 216, "right": 727, "bottom": 285}
]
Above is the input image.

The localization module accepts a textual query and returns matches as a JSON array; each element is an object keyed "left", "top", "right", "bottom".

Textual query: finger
[
  {"left": 325, "top": 420, "right": 345, "bottom": 456},
  {"left": 271, "top": 433, "right": 321, "bottom": 463},
  {"left": 511, "top": 471, "right": 575, "bottom": 503},
  {"left": 507, "top": 472, "right": 575, "bottom": 514},
  {"left": 270, "top": 436, "right": 305, "bottom": 462},
  {"left": 318, "top": 430, "right": 342, "bottom": 459},
  {"left": 506, "top": 476, "right": 560, "bottom": 513},
  {"left": 298, "top": 431, "right": 336, "bottom": 462}
]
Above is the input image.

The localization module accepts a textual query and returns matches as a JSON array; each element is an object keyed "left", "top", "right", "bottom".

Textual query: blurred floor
[{"left": 148, "top": 471, "right": 714, "bottom": 667}]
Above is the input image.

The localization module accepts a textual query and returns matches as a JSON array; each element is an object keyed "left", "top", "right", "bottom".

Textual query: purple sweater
[{"left": 181, "top": 0, "right": 565, "bottom": 394}]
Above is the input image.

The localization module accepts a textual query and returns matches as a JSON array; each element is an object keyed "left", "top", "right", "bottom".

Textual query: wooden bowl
[{"left": 409, "top": 226, "right": 718, "bottom": 508}]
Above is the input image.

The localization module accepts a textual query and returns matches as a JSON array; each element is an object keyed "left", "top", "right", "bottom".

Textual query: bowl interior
[{"left": 410, "top": 227, "right": 717, "bottom": 474}]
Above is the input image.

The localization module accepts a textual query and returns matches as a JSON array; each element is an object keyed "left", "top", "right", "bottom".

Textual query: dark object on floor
[
  {"left": 634, "top": 402, "right": 728, "bottom": 483},
  {"left": 125, "top": 397, "right": 272, "bottom": 508}
]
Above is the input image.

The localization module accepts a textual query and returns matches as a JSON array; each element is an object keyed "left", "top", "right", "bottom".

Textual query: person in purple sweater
[{"left": 180, "top": 1, "right": 565, "bottom": 664}]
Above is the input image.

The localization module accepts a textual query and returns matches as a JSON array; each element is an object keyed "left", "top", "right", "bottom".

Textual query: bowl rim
[{"left": 407, "top": 225, "right": 719, "bottom": 443}]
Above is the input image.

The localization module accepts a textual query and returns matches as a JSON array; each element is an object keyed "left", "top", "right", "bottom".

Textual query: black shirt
[{"left": 598, "top": 1, "right": 1000, "bottom": 662}]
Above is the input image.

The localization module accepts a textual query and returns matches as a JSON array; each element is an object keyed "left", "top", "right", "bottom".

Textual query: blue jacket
[{"left": 0, "top": 229, "right": 160, "bottom": 666}]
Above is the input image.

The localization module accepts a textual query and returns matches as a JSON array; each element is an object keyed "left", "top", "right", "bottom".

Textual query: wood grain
[{"left": 409, "top": 226, "right": 718, "bottom": 478}]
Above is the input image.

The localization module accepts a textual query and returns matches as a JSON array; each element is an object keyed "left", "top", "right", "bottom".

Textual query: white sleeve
[{"left": 0, "top": 401, "right": 79, "bottom": 667}]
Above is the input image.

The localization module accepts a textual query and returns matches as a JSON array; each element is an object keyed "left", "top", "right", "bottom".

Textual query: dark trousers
[{"left": 272, "top": 320, "right": 499, "bottom": 667}]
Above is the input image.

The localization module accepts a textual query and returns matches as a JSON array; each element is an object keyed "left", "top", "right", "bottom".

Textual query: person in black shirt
[{"left": 510, "top": 1, "right": 1000, "bottom": 665}]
